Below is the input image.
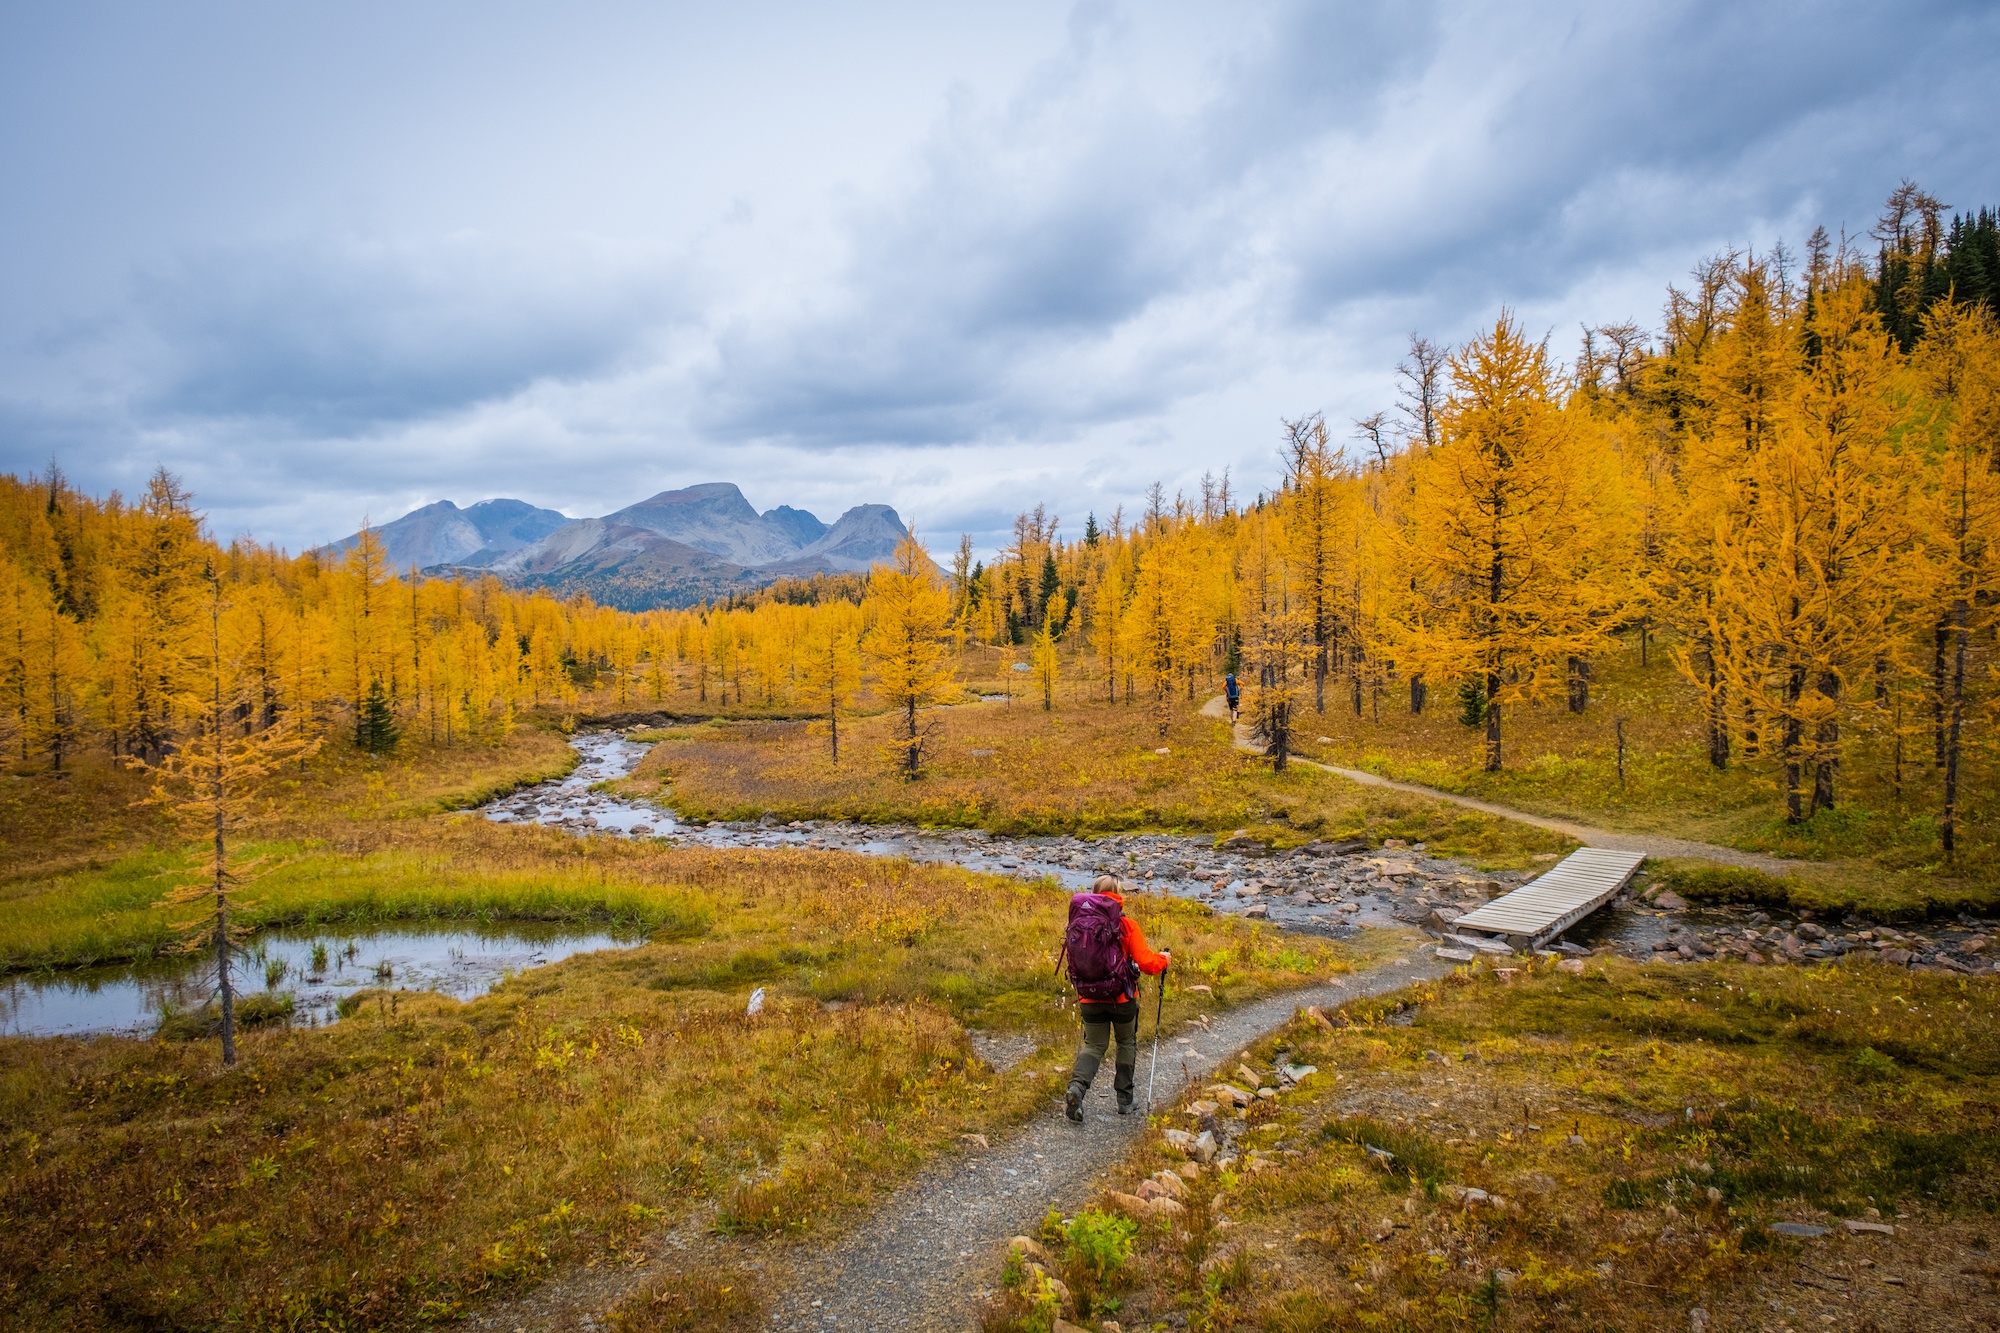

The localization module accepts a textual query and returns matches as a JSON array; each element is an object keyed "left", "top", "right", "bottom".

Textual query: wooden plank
[{"left": 1449, "top": 849, "right": 1647, "bottom": 949}]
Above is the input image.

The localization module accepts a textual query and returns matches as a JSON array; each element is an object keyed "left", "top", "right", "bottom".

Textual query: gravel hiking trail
[
  {"left": 464, "top": 953, "right": 1445, "bottom": 1333},
  {"left": 1198, "top": 696, "right": 1800, "bottom": 874},
  {"left": 761, "top": 952, "right": 1447, "bottom": 1332}
]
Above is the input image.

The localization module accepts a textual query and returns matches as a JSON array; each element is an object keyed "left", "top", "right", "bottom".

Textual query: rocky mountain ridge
[{"left": 321, "top": 482, "right": 908, "bottom": 609}]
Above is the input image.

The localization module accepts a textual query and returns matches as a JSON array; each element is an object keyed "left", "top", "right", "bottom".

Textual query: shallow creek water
[{"left": 2, "top": 924, "right": 638, "bottom": 1038}]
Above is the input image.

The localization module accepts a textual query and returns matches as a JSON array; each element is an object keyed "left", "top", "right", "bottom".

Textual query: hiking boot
[
  {"left": 1116, "top": 1087, "right": 1135, "bottom": 1115},
  {"left": 1114, "top": 1062, "right": 1137, "bottom": 1114},
  {"left": 1064, "top": 1083, "right": 1086, "bottom": 1123}
]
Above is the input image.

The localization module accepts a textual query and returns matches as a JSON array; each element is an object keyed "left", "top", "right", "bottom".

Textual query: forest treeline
[{"left": 3, "top": 184, "right": 1995, "bottom": 848}]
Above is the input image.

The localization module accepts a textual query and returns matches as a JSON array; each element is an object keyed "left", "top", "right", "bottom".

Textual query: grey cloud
[
  {"left": 0, "top": 0, "right": 1996, "bottom": 554},
  {"left": 112, "top": 238, "right": 687, "bottom": 432}
]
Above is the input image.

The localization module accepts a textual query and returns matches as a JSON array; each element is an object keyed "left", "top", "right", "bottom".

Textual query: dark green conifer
[{"left": 356, "top": 678, "right": 400, "bottom": 755}]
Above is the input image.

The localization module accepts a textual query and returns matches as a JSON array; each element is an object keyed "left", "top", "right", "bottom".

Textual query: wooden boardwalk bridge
[{"left": 1447, "top": 847, "right": 1648, "bottom": 950}]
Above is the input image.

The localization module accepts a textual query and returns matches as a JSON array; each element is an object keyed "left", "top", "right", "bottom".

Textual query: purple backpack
[{"left": 1059, "top": 893, "right": 1139, "bottom": 1002}]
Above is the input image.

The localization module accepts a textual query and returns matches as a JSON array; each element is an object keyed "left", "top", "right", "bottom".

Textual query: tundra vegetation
[{"left": 989, "top": 957, "right": 1999, "bottom": 1332}]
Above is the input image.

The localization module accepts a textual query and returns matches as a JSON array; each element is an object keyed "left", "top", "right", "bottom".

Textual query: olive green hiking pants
[{"left": 1069, "top": 1004, "right": 1138, "bottom": 1099}]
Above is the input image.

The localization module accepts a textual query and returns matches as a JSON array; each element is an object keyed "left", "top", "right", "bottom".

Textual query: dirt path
[
  {"left": 1197, "top": 696, "right": 1800, "bottom": 874},
  {"left": 465, "top": 952, "right": 1445, "bottom": 1333},
  {"left": 760, "top": 952, "right": 1446, "bottom": 1332}
]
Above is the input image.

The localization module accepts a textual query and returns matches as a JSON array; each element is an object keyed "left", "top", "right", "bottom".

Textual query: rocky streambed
[
  {"left": 482, "top": 732, "right": 1551, "bottom": 937},
  {"left": 482, "top": 731, "right": 2000, "bottom": 973}
]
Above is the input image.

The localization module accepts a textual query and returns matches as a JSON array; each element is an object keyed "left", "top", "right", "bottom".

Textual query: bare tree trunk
[
  {"left": 1943, "top": 589, "right": 1969, "bottom": 853},
  {"left": 1410, "top": 674, "right": 1426, "bottom": 715},
  {"left": 1702, "top": 634, "right": 1729, "bottom": 769},
  {"left": 1933, "top": 619, "right": 1950, "bottom": 765},
  {"left": 1566, "top": 656, "right": 1590, "bottom": 713},
  {"left": 1483, "top": 668, "right": 1502, "bottom": 772},
  {"left": 211, "top": 601, "right": 235, "bottom": 1068},
  {"left": 1783, "top": 663, "right": 1806, "bottom": 825}
]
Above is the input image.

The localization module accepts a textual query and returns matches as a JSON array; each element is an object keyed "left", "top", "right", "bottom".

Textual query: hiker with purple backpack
[{"left": 1058, "top": 875, "right": 1170, "bottom": 1123}]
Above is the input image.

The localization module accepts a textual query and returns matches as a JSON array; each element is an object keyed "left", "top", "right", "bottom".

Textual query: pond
[{"left": 0, "top": 924, "right": 642, "bottom": 1039}]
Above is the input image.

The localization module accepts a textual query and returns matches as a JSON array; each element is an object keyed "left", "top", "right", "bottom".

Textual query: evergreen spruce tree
[{"left": 356, "top": 677, "right": 399, "bottom": 755}]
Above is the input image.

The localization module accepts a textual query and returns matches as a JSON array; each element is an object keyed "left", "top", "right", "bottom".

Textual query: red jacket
[{"left": 1080, "top": 891, "right": 1170, "bottom": 1006}]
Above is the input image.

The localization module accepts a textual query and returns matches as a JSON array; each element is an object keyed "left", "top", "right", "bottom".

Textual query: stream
[{"left": 18, "top": 730, "right": 1915, "bottom": 1042}]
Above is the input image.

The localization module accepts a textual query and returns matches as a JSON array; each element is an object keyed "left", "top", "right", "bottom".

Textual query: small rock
[
  {"left": 1235, "top": 1063, "right": 1264, "bottom": 1089},
  {"left": 1163, "top": 1128, "right": 1199, "bottom": 1156},
  {"left": 1150, "top": 1170, "right": 1188, "bottom": 1198},
  {"left": 1436, "top": 947, "right": 1476, "bottom": 962},
  {"left": 1242, "top": 904, "right": 1269, "bottom": 918},
  {"left": 1768, "top": 1222, "right": 1828, "bottom": 1237},
  {"left": 1842, "top": 1219, "right": 1895, "bottom": 1235},
  {"left": 1556, "top": 958, "right": 1586, "bottom": 974},
  {"left": 1207, "top": 1083, "right": 1254, "bottom": 1108},
  {"left": 1653, "top": 891, "right": 1689, "bottom": 910},
  {"left": 1106, "top": 1190, "right": 1157, "bottom": 1218},
  {"left": 1008, "top": 1235, "right": 1050, "bottom": 1263},
  {"left": 1194, "top": 1130, "right": 1217, "bottom": 1163},
  {"left": 960, "top": 1133, "right": 990, "bottom": 1149},
  {"left": 1188, "top": 1100, "right": 1221, "bottom": 1119},
  {"left": 1881, "top": 948, "right": 1914, "bottom": 966}
]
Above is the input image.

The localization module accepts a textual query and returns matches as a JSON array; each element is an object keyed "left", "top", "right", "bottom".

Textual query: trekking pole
[{"left": 1146, "top": 964, "right": 1166, "bottom": 1114}]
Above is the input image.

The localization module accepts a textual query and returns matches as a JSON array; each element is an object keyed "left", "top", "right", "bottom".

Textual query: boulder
[
  {"left": 1187, "top": 1100, "right": 1221, "bottom": 1120},
  {"left": 1653, "top": 891, "right": 1689, "bottom": 911},
  {"left": 1242, "top": 904, "right": 1269, "bottom": 919},
  {"left": 1194, "top": 1130, "right": 1217, "bottom": 1162},
  {"left": 1162, "top": 1128, "right": 1200, "bottom": 1156},
  {"left": 1428, "top": 906, "right": 1464, "bottom": 930},
  {"left": 1880, "top": 948, "right": 1914, "bottom": 966}
]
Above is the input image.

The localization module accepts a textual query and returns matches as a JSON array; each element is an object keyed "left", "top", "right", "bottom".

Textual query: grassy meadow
[
  {"left": 997, "top": 956, "right": 2000, "bottom": 1332},
  {"left": 617, "top": 669, "right": 1574, "bottom": 873},
  {"left": 1267, "top": 632, "right": 2000, "bottom": 918},
  {"left": 0, "top": 830, "right": 1359, "bottom": 1331}
]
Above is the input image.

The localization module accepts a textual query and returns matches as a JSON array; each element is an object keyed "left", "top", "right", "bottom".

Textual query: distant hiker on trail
[
  {"left": 1224, "top": 672, "right": 1240, "bottom": 722},
  {"left": 1059, "top": 875, "right": 1170, "bottom": 1123}
]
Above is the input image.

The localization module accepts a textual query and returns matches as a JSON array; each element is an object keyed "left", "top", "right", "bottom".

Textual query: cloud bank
[{"left": 1, "top": 0, "right": 1994, "bottom": 554}]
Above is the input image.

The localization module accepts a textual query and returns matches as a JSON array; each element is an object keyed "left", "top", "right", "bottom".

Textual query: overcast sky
[{"left": 2, "top": 1, "right": 1995, "bottom": 556}]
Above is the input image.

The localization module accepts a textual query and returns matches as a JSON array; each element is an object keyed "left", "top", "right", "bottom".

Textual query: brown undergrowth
[
  {"left": 0, "top": 828, "right": 1355, "bottom": 1332},
  {"left": 1000, "top": 957, "right": 2000, "bottom": 1331}
]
